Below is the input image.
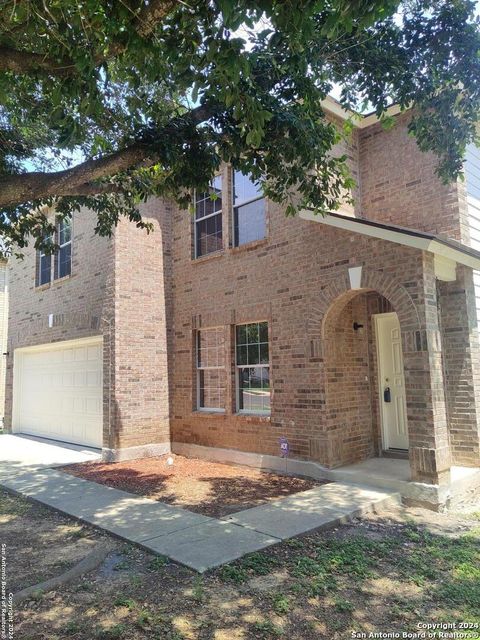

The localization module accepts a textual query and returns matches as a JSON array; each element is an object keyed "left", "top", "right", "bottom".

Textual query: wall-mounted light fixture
[{"left": 353, "top": 322, "right": 364, "bottom": 331}]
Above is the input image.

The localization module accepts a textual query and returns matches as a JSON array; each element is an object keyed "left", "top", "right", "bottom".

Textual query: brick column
[
  {"left": 438, "top": 266, "right": 480, "bottom": 467},
  {"left": 404, "top": 256, "right": 451, "bottom": 485},
  {"left": 106, "top": 199, "right": 173, "bottom": 459}
]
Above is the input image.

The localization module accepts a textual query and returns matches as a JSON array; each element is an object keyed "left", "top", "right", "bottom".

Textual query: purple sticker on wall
[{"left": 279, "top": 437, "right": 289, "bottom": 458}]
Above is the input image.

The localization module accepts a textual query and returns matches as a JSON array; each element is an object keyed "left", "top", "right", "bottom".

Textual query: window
[
  {"left": 55, "top": 217, "right": 72, "bottom": 279},
  {"left": 465, "top": 143, "right": 480, "bottom": 200},
  {"left": 236, "top": 321, "right": 270, "bottom": 414},
  {"left": 37, "top": 240, "right": 52, "bottom": 286},
  {"left": 196, "top": 327, "right": 226, "bottom": 411},
  {"left": 36, "top": 216, "right": 72, "bottom": 286},
  {"left": 233, "top": 170, "right": 265, "bottom": 246},
  {"left": 195, "top": 176, "right": 223, "bottom": 257}
]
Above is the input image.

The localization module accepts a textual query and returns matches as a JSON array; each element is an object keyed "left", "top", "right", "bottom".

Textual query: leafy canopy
[{"left": 0, "top": 0, "right": 479, "bottom": 252}]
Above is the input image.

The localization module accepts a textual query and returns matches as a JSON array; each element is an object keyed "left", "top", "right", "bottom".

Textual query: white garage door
[{"left": 13, "top": 337, "right": 103, "bottom": 448}]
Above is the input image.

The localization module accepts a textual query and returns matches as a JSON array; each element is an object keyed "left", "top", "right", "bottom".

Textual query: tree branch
[
  {"left": 135, "top": 0, "right": 179, "bottom": 37},
  {"left": 0, "top": 102, "right": 219, "bottom": 208},
  {"left": 0, "top": 0, "right": 180, "bottom": 77},
  {"left": 0, "top": 46, "right": 75, "bottom": 75}
]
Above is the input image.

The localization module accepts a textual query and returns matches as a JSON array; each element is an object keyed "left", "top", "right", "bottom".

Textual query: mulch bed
[{"left": 61, "top": 454, "right": 324, "bottom": 517}]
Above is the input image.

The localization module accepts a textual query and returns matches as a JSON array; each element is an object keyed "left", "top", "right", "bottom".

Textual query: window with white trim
[
  {"left": 233, "top": 170, "right": 265, "bottom": 246},
  {"left": 195, "top": 175, "right": 223, "bottom": 257},
  {"left": 196, "top": 327, "right": 226, "bottom": 411},
  {"left": 236, "top": 321, "right": 270, "bottom": 414},
  {"left": 37, "top": 238, "right": 52, "bottom": 286},
  {"left": 55, "top": 217, "right": 72, "bottom": 279}
]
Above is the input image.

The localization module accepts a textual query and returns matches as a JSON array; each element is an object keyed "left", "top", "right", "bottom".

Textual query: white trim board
[{"left": 320, "top": 96, "right": 403, "bottom": 128}]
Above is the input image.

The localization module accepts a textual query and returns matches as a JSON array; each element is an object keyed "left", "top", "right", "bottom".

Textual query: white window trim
[
  {"left": 232, "top": 172, "right": 265, "bottom": 247},
  {"left": 235, "top": 365, "right": 271, "bottom": 415},
  {"left": 194, "top": 180, "right": 223, "bottom": 259},
  {"left": 235, "top": 321, "right": 271, "bottom": 415},
  {"left": 196, "top": 329, "right": 226, "bottom": 412},
  {"left": 55, "top": 217, "right": 72, "bottom": 279},
  {"left": 37, "top": 247, "right": 52, "bottom": 286}
]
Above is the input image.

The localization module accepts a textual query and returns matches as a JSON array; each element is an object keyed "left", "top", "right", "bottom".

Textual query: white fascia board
[
  {"left": 320, "top": 97, "right": 404, "bottom": 129},
  {"left": 429, "top": 239, "right": 480, "bottom": 271},
  {"left": 299, "top": 209, "right": 480, "bottom": 273}
]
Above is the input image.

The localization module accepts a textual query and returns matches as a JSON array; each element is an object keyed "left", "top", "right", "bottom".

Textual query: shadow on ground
[
  {"left": 7, "top": 490, "right": 480, "bottom": 640},
  {"left": 61, "top": 455, "right": 323, "bottom": 517}
]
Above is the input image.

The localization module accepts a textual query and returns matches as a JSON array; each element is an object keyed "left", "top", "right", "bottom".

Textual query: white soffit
[
  {"left": 320, "top": 96, "right": 403, "bottom": 129},
  {"left": 299, "top": 209, "right": 480, "bottom": 278}
]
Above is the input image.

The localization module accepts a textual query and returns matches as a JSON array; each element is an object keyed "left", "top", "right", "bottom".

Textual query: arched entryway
[
  {"left": 321, "top": 289, "right": 408, "bottom": 467},
  {"left": 306, "top": 267, "right": 452, "bottom": 487}
]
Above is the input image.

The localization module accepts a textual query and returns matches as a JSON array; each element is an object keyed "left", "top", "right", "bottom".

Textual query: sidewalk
[{"left": 1, "top": 466, "right": 399, "bottom": 572}]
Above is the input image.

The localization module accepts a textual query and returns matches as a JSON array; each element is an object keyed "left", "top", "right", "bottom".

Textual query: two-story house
[{"left": 5, "top": 98, "right": 480, "bottom": 509}]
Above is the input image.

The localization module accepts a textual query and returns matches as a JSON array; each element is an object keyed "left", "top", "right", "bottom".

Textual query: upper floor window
[
  {"left": 55, "top": 217, "right": 72, "bottom": 279},
  {"left": 465, "top": 143, "right": 480, "bottom": 201},
  {"left": 233, "top": 170, "right": 265, "bottom": 246},
  {"left": 36, "top": 216, "right": 72, "bottom": 287},
  {"left": 236, "top": 321, "right": 270, "bottom": 414},
  {"left": 195, "top": 176, "right": 223, "bottom": 257},
  {"left": 196, "top": 327, "right": 226, "bottom": 411},
  {"left": 37, "top": 238, "right": 52, "bottom": 286}
]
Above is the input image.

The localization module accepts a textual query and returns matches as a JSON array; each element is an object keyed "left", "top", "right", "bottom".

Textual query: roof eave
[
  {"left": 320, "top": 96, "right": 404, "bottom": 129},
  {"left": 299, "top": 209, "right": 480, "bottom": 275}
]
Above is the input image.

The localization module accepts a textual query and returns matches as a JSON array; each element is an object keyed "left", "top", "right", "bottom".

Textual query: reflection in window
[
  {"left": 195, "top": 176, "right": 223, "bottom": 257},
  {"left": 197, "top": 327, "right": 226, "bottom": 410},
  {"left": 233, "top": 171, "right": 265, "bottom": 246},
  {"left": 236, "top": 321, "right": 270, "bottom": 414},
  {"left": 55, "top": 217, "right": 72, "bottom": 279},
  {"left": 37, "top": 239, "right": 52, "bottom": 286}
]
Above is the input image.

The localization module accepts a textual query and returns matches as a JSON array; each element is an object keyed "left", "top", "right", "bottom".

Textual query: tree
[{"left": 0, "top": 0, "right": 479, "bottom": 253}]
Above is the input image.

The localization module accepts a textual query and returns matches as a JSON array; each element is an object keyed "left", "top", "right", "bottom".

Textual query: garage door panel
[{"left": 14, "top": 338, "right": 103, "bottom": 448}]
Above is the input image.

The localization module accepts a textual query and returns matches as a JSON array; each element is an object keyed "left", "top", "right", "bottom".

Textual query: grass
[
  {"left": 0, "top": 490, "right": 32, "bottom": 516},
  {"left": 272, "top": 593, "right": 290, "bottom": 615},
  {"left": 192, "top": 576, "right": 206, "bottom": 603},
  {"left": 95, "top": 623, "right": 127, "bottom": 639},
  {"left": 148, "top": 555, "right": 168, "bottom": 571},
  {"left": 9, "top": 498, "right": 480, "bottom": 640},
  {"left": 252, "top": 620, "right": 283, "bottom": 638},
  {"left": 113, "top": 596, "right": 137, "bottom": 609},
  {"left": 217, "top": 516, "right": 480, "bottom": 634},
  {"left": 220, "top": 551, "right": 279, "bottom": 583}
]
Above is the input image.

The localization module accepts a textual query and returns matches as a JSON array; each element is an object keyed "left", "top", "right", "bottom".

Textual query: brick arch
[{"left": 307, "top": 268, "right": 421, "bottom": 339}]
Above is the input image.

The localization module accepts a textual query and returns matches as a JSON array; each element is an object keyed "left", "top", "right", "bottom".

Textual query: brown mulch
[{"left": 61, "top": 454, "right": 324, "bottom": 517}]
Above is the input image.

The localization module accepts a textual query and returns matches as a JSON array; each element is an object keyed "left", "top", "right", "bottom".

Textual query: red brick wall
[
  {"left": 170, "top": 179, "right": 450, "bottom": 476},
  {"left": 106, "top": 198, "right": 173, "bottom": 451},
  {"left": 438, "top": 266, "right": 480, "bottom": 466},
  {"left": 359, "top": 112, "right": 468, "bottom": 240},
  {"left": 4, "top": 206, "right": 114, "bottom": 433}
]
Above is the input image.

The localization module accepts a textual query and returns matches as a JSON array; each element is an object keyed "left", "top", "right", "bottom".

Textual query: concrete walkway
[
  {"left": 0, "top": 434, "right": 100, "bottom": 477},
  {"left": 1, "top": 461, "right": 399, "bottom": 572}
]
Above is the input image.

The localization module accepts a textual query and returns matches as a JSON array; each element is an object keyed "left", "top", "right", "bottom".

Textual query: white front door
[{"left": 375, "top": 312, "right": 409, "bottom": 450}]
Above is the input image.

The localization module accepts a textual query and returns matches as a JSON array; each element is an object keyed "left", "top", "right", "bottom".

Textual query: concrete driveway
[{"left": 0, "top": 433, "right": 101, "bottom": 478}]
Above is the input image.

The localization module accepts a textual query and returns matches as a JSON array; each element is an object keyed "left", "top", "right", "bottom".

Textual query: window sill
[
  {"left": 35, "top": 273, "right": 73, "bottom": 291},
  {"left": 230, "top": 238, "right": 268, "bottom": 254},
  {"left": 52, "top": 274, "right": 74, "bottom": 286},
  {"left": 35, "top": 282, "right": 51, "bottom": 291},
  {"left": 192, "top": 410, "right": 227, "bottom": 417},
  {"left": 191, "top": 250, "right": 225, "bottom": 265},
  {"left": 235, "top": 412, "right": 271, "bottom": 422}
]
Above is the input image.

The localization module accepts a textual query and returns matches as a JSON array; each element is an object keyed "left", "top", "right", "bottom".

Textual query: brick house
[{"left": 5, "top": 98, "right": 480, "bottom": 509}]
